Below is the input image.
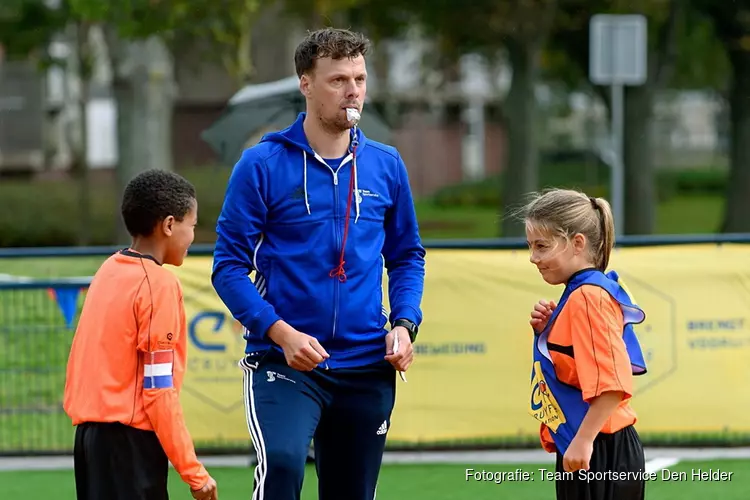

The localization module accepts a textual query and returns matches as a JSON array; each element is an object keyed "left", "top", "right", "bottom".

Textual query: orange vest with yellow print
[{"left": 529, "top": 268, "right": 647, "bottom": 456}]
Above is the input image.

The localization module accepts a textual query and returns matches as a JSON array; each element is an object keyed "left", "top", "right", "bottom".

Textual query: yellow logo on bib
[{"left": 529, "top": 361, "right": 566, "bottom": 431}]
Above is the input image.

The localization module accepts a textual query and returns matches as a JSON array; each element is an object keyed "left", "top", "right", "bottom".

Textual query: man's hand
[
  {"left": 530, "top": 299, "right": 557, "bottom": 333},
  {"left": 191, "top": 476, "right": 218, "bottom": 500},
  {"left": 267, "top": 320, "right": 329, "bottom": 371},
  {"left": 385, "top": 326, "right": 413, "bottom": 372},
  {"left": 562, "top": 435, "right": 593, "bottom": 472}
]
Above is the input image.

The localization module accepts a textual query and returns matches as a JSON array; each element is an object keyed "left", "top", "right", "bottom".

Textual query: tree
[
  {"left": 168, "top": 0, "right": 280, "bottom": 89},
  {"left": 68, "top": 1, "right": 174, "bottom": 242},
  {"left": 0, "top": 1, "right": 95, "bottom": 244},
  {"left": 0, "top": 0, "right": 67, "bottom": 61},
  {"left": 69, "top": 0, "right": 282, "bottom": 242},
  {"left": 498, "top": 0, "right": 559, "bottom": 237},
  {"left": 3, "top": 0, "right": 282, "bottom": 243},
  {"left": 548, "top": 0, "right": 689, "bottom": 236},
  {"left": 389, "top": 0, "right": 560, "bottom": 237},
  {"left": 691, "top": 0, "right": 750, "bottom": 232}
]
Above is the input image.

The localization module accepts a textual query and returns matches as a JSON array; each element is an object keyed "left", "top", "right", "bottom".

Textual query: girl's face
[{"left": 526, "top": 224, "right": 588, "bottom": 285}]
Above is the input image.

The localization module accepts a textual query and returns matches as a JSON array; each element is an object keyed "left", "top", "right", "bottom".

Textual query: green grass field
[{"left": 2, "top": 459, "right": 748, "bottom": 499}]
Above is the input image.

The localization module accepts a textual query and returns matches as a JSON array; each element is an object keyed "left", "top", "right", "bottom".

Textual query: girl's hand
[
  {"left": 562, "top": 435, "right": 594, "bottom": 472},
  {"left": 530, "top": 299, "right": 556, "bottom": 332}
]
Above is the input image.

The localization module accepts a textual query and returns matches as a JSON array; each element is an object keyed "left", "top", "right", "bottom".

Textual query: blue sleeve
[
  {"left": 382, "top": 153, "right": 426, "bottom": 327},
  {"left": 211, "top": 150, "right": 282, "bottom": 339}
]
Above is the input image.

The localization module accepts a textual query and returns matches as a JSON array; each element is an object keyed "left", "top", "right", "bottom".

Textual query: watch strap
[{"left": 393, "top": 318, "right": 418, "bottom": 343}]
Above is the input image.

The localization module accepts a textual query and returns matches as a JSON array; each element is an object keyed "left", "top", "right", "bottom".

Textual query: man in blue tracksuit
[{"left": 211, "top": 27, "right": 426, "bottom": 500}]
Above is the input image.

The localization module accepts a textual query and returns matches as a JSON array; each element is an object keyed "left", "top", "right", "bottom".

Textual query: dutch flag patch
[{"left": 143, "top": 350, "right": 174, "bottom": 389}]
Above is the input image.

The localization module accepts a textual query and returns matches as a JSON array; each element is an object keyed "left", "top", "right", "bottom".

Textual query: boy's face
[{"left": 163, "top": 199, "right": 197, "bottom": 267}]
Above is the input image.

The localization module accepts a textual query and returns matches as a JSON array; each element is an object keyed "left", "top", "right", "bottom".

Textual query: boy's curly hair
[{"left": 121, "top": 169, "right": 196, "bottom": 237}]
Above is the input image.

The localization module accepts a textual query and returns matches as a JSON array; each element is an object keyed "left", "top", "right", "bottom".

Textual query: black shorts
[
  {"left": 555, "top": 425, "right": 646, "bottom": 500},
  {"left": 74, "top": 422, "right": 169, "bottom": 500}
]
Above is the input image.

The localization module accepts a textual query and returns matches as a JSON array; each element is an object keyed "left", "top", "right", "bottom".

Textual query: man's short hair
[
  {"left": 294, "top": 28, "right": 371, "bottom": 77},
  {"left": 121, "top": 169, "right": 196, "bottom": 237}
]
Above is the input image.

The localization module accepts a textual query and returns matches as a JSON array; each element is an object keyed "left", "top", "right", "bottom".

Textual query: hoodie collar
[{"left": 257, "top": 112, "right": 364, "bottom": 225}]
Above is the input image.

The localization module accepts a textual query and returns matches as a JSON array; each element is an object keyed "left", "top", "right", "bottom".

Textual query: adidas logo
[{"left": 376, "top": 420, "right": 388, "bottom": 435}]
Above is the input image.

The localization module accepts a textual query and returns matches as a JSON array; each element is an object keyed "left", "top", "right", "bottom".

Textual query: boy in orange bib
[{"left": 63, "top": 170, "right": 218, "bottom": 500}]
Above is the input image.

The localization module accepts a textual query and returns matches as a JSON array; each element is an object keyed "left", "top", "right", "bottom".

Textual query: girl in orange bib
[{"left": 522, "top": 188, "right": 648, "bottom": 500}]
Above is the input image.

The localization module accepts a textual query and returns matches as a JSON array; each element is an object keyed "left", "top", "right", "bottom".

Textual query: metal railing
[
  {"left": 0, "top": 278, "right": 91, "bottom": 455},
  {"left": 1, "top": 232, "right": 750, "bottom": 260}
]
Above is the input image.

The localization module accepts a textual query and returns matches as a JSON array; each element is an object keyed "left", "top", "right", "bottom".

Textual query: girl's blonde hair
[{"left": 520, "top": 188, "right": 616, "bottom": 272}]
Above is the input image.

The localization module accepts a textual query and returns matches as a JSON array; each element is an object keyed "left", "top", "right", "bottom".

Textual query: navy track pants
[{"left": 240, "top": 349, "right": 396, "bottom": 500}]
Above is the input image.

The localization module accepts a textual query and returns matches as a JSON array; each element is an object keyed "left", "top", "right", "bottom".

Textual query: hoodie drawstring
[
  {"left": 301, "top": 149, "right": 359, "bottom": 222},
  {"left": 329, "top": 129, "right": 359, "bottom": 282},
  {"left": 303, "top": 151, "right": 311, "bottom": 214},
  {"left": 353, "top": 152, "right": 360, "bottom": 224},
  {"left": 300, "top": 131, "right": 359, "bottom": 282}
]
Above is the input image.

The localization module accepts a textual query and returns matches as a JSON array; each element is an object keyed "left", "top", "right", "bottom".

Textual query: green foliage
[
  {"left": 68, "top": 0, "right": 185, "bottom": 38},
  {"left": 431, "top": 165, "right": 727, "bottom": 209},
  {"left": 399, "top": 0, "right": 558, "bottom": 59},
  {"left": 432, "top": 161, "right": 610, "bottom": 208},
  {"left": 656, "top": 167, "right": 728, "bottom": 199},
  {"left": 343, "top": 0, "right": 413, "bottom": 42},
  {"left": 0, "top": 0, "right": 69, "bottom": 62},
  {"left": 282, "top": 0, "right": 361, "bottom": 22},
  {"left": 279, "top": 0, "right": 413, "bottom": 47},
  {"left": 690, "top": 0, "right": 750, "bottom": 43},
  {"left": 546, "top": 0, "right": 730, "bottom": 92},
  {"left": 0, "top": 167, "right": 232, "bottom": 248},
  {"left": 671, "top": 5, "right": 730, "bottom": 90},
  {"left": 0, "top": 166, "right": 729, "bottom": 246},
  {"left": 168, "top": 0, "right": 297, "bottom": 85}
]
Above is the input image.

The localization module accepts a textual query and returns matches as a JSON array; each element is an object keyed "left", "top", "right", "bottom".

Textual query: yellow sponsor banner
[{"left": 172, "top": 243, "right": 750, "bottom": 445}]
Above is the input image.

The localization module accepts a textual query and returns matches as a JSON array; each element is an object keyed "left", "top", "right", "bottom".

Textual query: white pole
[{"left": 611, "top": 82, "right": 624, "bottom": 238}]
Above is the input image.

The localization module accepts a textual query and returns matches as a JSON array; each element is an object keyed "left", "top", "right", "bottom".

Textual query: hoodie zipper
[{"left": 311, "top": 152, "right": 353, "bottom": 350}]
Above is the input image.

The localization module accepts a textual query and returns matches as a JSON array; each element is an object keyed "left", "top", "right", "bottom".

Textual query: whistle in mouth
[{"left": 346, "top": 108, "right": 361, "bottom": 124}]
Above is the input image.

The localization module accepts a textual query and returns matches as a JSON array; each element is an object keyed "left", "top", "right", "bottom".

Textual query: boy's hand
[
  {"left": 530, "top": 299, "right": 557, "bottom": 332},
  {"left": 191, "top": 476, "right": 218, "bottom": 500}
]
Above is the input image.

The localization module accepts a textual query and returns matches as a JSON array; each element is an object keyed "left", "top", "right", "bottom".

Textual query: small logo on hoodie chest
[{"left": 356, "top": 189, "right": 379, "bottom": 203}]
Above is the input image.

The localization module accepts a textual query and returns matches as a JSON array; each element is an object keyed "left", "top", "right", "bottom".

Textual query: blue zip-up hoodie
[{"left": 211, "top": 112, "right": 426, "bottom": 368}]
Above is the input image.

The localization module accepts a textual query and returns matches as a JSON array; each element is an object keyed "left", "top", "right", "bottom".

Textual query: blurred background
[
  {"left": 1, "top": 0, "right": 749, "bottom": 498},
  {"left": 0, "top": 0, "right": 744, "bottom": 245}
]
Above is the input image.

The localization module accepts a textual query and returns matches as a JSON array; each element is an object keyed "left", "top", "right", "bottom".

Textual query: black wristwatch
[{"left": 393, "top": 318, "right": 419, "bottom": 343}]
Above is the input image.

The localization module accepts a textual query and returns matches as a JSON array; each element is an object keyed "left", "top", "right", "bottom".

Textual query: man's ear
[
  {"left": 299, "top": 74, "right": 312, "bottom": 98},
  {"left": 161, "top": 215, "right": 175, "bottom": 237}
]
